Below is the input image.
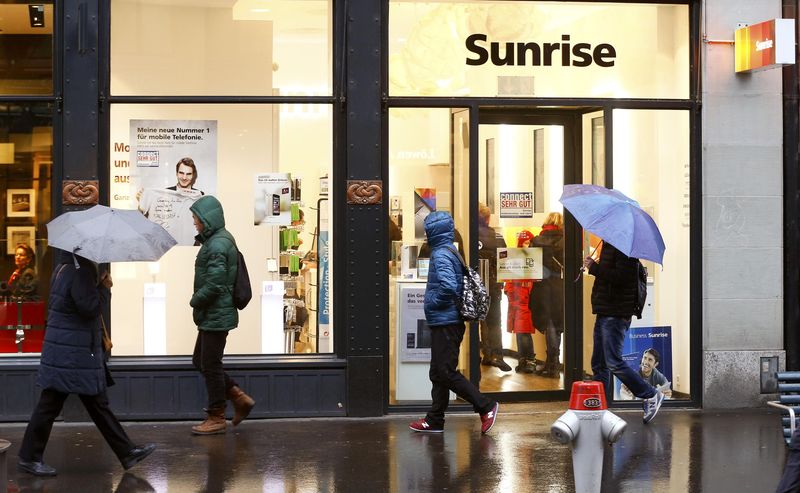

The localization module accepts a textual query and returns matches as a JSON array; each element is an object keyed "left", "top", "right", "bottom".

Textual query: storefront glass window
[
  {"left": 388, "top": 107, "right": 472, "bottom": 404},
  {"left": 389, "top": 1, "right": 689, "bottom": 99},
  {"left": 610, "top": 109, "right": 690, "bottom": 402},
  {"left": 0, "top": 3, "right": 53, "bottom": 96},
  {"left": 0, "top": 103, "right": 54, "bottom": 354},
  {"left": 110, "top": 0, "right": 332, "bottom": 96},
  {"left": 109, "top": 103, "right": 333, "bottom": 356}
]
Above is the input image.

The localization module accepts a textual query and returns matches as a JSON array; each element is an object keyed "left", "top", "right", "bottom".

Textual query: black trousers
[
  {"left": 425, "top": 323, "right": 494, "bottom": 428},
  {"left": 19, "top": 388, "right": 134, "bottom": 463},
  {"left": 516, "top": 333, "right": 534, "bottom": 360},
  {"left": 479, "top": 285, "right": 504, "bottom": 359},
  {"left": 192, "top": 330, "right": 238, "bottom": 410}
]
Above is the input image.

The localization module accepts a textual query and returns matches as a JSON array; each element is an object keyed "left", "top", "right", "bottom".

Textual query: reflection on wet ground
[{"left": 0, "top": 408, "right": 788, "bottom": 492}]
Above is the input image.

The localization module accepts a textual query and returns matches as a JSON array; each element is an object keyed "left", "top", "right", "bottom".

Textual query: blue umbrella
[{"left": 559, "top": 184, "right": 666, "bottom": 264}]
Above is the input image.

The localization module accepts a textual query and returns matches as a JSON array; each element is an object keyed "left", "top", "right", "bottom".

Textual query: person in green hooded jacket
[{"left": 189, "top": 195, "right": 255, "bottom": 435}]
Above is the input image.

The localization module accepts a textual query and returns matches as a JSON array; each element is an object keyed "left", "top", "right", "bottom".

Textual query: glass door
[{"left": 476, "top": 109, "right": 586, "bottom": 401}]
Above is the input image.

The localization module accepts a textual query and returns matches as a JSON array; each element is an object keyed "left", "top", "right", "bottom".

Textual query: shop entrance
[{"left": 471, "top": 107, "right": 604, "bottom": 402}]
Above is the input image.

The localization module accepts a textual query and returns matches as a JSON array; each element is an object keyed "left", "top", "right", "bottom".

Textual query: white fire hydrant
[{"left": 551, "top": 381, "right": 627, "bottom": 493}]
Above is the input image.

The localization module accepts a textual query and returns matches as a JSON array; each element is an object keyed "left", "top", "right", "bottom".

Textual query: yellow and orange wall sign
[{"left": 735, "top": 19, "right": 795, "bottom": 73}]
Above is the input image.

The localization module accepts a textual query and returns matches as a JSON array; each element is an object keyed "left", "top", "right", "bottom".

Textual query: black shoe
[
  {"left": 17, "top": 459, "right": 57, "bottom": 477},
  {"left": 515, "top": 359, "right": 534, "bottom": 374},
  {"left": 121, "top": 443, "right": 156, "bottom": 470},
  {"left": 492, "top": 358, "right": 512, "bottom": 372}
]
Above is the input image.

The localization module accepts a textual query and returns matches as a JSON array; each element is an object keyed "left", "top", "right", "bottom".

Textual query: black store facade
[{"left": 0, "top": 0, "right": 704, "bottom": 422}]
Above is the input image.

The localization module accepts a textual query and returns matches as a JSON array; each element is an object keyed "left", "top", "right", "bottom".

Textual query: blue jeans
[{"left": 591, "top": 316, "right": 656, "bottom": 399}]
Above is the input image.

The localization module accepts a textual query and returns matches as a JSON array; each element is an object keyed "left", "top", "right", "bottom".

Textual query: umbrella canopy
[
  {"left": 46, "top": 205, "right": 178, "bottom": 262},
  {"left": 559, "top": 184, "right": 666, "bottom": 264}
]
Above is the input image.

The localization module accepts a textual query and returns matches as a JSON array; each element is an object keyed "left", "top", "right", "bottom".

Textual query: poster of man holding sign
[{"left": 129, "top": 120, "right": 218, "bottom": 246}]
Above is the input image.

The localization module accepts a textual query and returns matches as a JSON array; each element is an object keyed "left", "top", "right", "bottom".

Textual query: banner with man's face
[{"left": 127, "top": 120, "right": 218, "bottom": 245}]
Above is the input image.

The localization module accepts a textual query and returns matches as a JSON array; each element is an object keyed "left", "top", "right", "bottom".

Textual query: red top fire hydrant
[{"left": 551, "top": 381, "right": 627, "bottom": 493}]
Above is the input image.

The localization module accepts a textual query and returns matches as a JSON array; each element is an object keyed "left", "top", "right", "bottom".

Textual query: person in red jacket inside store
[{"left": 504, "top": 230, "right": 536, "bottom": 374}]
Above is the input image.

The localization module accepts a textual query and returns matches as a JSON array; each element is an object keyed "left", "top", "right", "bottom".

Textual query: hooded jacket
[
  {"left": 423, "top": 212, "right": 463, "bottom": 327},
  {"left": 37, "top": 250, "right": 109, "bottom": 395},
  {"left": 189, "top": 196, "right": 239, "bottom": 331}
]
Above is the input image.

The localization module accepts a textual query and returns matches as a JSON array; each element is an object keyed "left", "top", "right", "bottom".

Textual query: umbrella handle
[{"left": 573, "top": 241, "right": 603, "bottom": 283}]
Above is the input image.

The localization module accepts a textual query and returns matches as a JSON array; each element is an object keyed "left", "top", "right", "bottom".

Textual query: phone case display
[{"left": 279, "top": 193, "right": 309, "bottom": 352}]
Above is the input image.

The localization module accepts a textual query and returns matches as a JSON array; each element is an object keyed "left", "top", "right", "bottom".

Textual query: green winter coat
[{"left": 189, "top": 196, "right": 239, "bottom": 331}]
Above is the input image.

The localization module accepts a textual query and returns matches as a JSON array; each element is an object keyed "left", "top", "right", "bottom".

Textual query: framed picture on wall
[
  {"left": 7, "top": 226, "right": 35, "bottom": 254},
  {"left": 7, "top": 189, "right": 35, "bottom": 218}
]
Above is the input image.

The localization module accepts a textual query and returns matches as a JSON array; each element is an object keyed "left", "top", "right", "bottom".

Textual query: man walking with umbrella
[
  {"left": 584, "top": 242, "right": 664, "bottom": 423},
  {"left": 559, "top": 184, "right": 667, "bottom": 424}
]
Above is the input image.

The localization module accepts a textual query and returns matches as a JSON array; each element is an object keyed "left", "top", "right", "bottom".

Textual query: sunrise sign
[{"left": 735, "top": 19, "right": 795, "bottom": 73}]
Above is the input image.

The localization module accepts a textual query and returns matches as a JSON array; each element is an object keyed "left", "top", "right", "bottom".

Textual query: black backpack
[
  {"left": 224, "top": 238, "right": 252, "bottom": 310},
  {"left": 634, "top": 261, "right": 647, "bottom": 319}
]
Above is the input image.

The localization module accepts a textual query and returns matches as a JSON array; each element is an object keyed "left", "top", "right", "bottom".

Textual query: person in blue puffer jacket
[{"left": 409, "top": 211, "right": 499, "bottom": 435}]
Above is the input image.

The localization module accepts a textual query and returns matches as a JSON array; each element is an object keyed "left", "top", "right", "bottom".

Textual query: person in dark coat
[
  {"left": 409, "top": 211, "right": 499, "bottom": 434},
  {"left": 585, "top": 240, "right": 664, "bottom": 423},
  {"left": 529, "top": 212, "right": 564, "bottom": 377},
  {"left": 17, "top": 250, "right": 155, "bottom": 477},
  {"left": 477, "top": 203, "right": 510, "bottom": 372},
  {"left": 189, "top": 195, "right": 255, "bottom": 435},
  {"left": 6, "top": 243, "right": 38, "bottom": 299}
]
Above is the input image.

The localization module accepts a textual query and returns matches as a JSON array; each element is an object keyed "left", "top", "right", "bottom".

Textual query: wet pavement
[{"left": 0, "top": 405, "right": 789, "bottom": 492}]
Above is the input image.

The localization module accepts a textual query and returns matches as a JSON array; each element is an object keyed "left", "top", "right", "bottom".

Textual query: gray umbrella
[{"left": 46, "top": 205, "right": 178, "bottom": 262}]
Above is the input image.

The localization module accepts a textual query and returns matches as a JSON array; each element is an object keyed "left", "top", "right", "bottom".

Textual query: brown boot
[
  {"left": 191, "top": 407, "right": 227, "bottom": 435},
  {"left": 227, "top": 385, "right": 255, "bottom": 426}
]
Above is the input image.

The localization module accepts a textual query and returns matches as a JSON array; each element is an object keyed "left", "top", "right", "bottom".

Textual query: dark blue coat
[
  {"left": 37, "top": 251, "right": 109, "bottom": 396},
  {"left": 423, "top": 212, "right": 464, "bottom": 327}
]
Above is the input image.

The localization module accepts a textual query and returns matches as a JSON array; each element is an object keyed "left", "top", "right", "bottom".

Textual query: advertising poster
[
  {"left": 399, "top": 284, "right": 431, "bottom": 362},
  {"left": 499, "top": 192, "right": 533, "bottom": 218},
  {"left": 497, "top": 247, "right": 543, "bottom": 281},
  {"left": 613, "top": 326, "right": 673, "bottom": 400},
  {"left": 318, "top": 229, "right": 330, "bottom": 352},
  {"left": 254, "top": 173, "right": 292, "bottom": 226},
  {"left": 128, "top": 119, "right": 218, "bottom": 246},
  {"left": 414, "top": 188, "right": 436, "bottom": 240}
]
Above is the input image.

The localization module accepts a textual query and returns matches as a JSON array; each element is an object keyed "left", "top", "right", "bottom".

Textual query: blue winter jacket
[
  {"left": 423, "top": 212, "right": 464, "bottom": 327},
  {"left": 37, "top": 250, "right": 109, "bottom": 396}
]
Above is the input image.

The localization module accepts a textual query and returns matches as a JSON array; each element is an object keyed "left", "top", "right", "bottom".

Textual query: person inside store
[
  {"left": 6, "top": 243, "right": 38, "bottom": 300},
  {"left": 17, "top": 249, "right": 155, "bottom": 477},
  {"left": 504, "top": 230, "right": 537, "bottom": 374},
  {"left": 620, "top": 348, "right": 673, "bottom": 399},
  {"left": 529, "top": 212, "right": 564, "bottom": 377},
  {"left": 189, "top": 195, "right": 256, "bottom": 435},
  {"left": 477, "top": 203, "right": 510, "bottom": 372},
  {"left": 409, "top": 211, "right": 499, "bottom": 434}
]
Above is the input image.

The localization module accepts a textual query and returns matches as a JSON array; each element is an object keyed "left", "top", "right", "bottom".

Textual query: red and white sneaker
[
  {"left": 480, "top": 402, "right": 499, "bottom": 434},
  {"left": 409, "top": 418, "right": 443, "bottom": 433}
]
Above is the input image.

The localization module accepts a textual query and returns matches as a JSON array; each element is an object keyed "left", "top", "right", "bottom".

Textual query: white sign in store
[
  {"left": 398, "top": 284, "right": 431, "bottom": 362},
  {"left": 499, "top": 192, "right": 534, "bottom": 218},
  {"left": 497, "top": 247, "right": 543, "bottom": 281}
]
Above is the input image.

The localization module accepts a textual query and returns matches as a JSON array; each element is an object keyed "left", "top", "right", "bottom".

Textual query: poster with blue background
[{"left": 613, "top": 326, "right": 673, "bottom": 400}]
